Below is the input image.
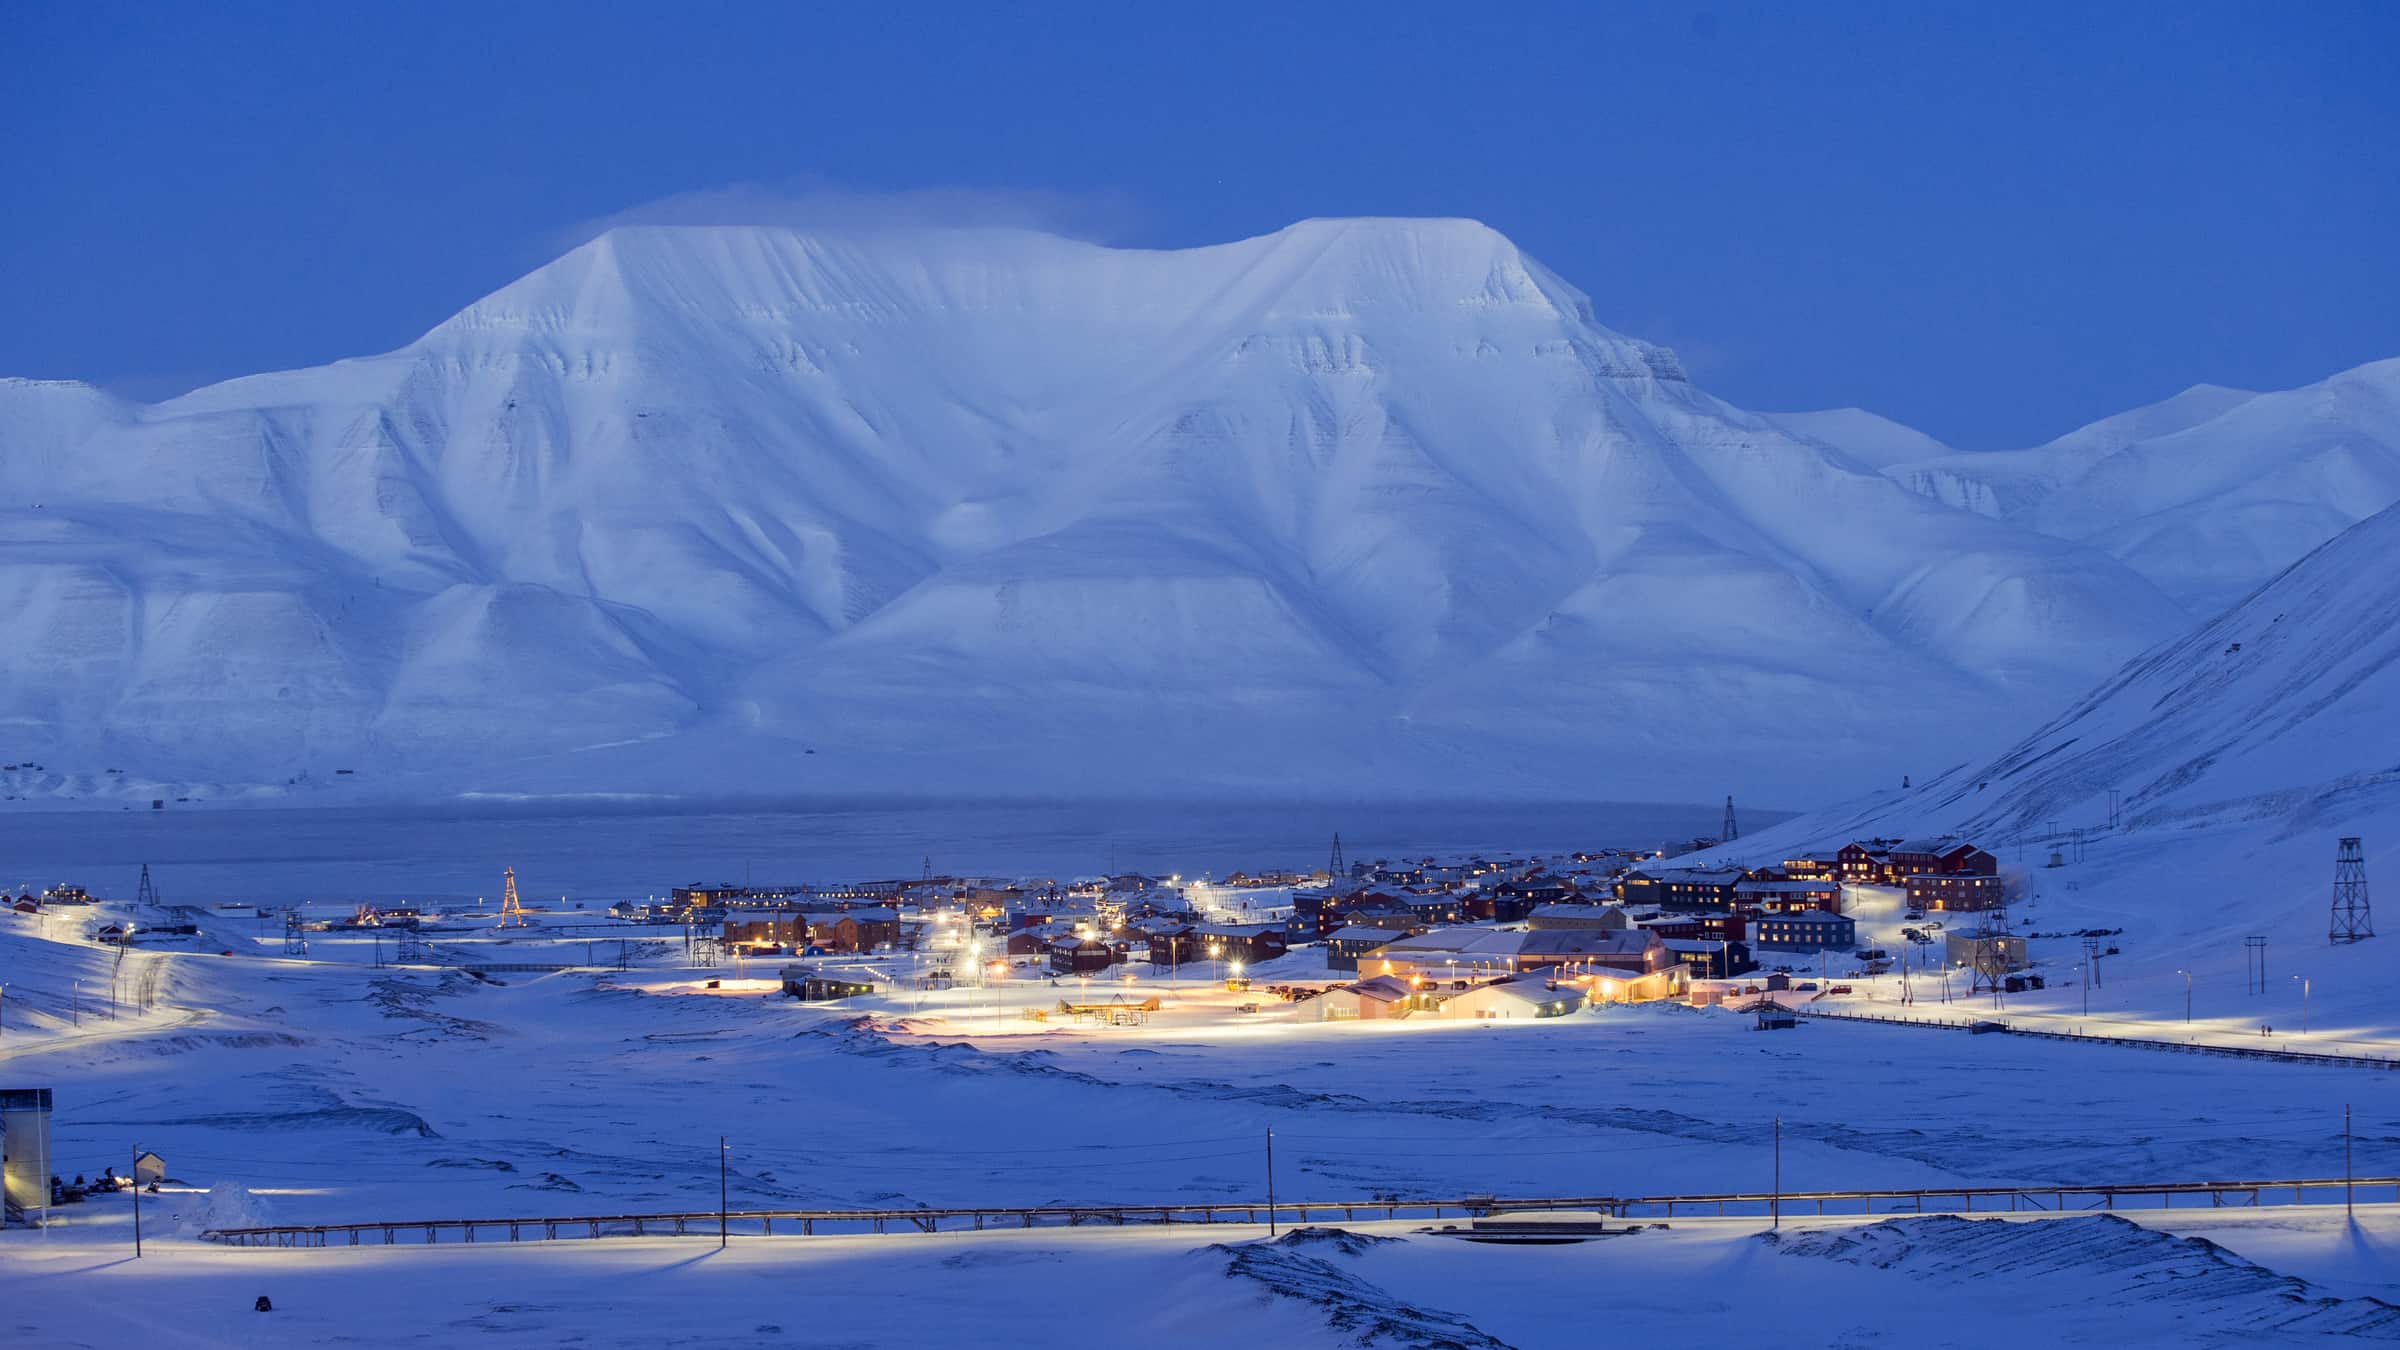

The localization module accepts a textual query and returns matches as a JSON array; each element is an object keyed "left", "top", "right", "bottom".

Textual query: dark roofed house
[
  {"left": 1193, "top": 923, "right": 1288, "bottom": 968},
  {"left": 1662, "top": 937, "right": 1752, "bottom": 979},
  {"left": 1735, "top": 877, "right": 1846, "bottom": 914},
  {"left": 1907, "top": 873, "right": 2007, "bottom": 912},
  {"left": 1046, "top": 935, "right": 1118, "bottom": 976},
  {"left": 781, "top": 966, "right": 879, "bottom": 1002},
  {"left": 1616, "top": 868, "right": 1745, "bottom": 912},
  {"left": 1326, "top": 923, "right": 1419, "bottom": 972},
  {"left": 1753, "top": 909, "right": 1858, "bottom": 953}
]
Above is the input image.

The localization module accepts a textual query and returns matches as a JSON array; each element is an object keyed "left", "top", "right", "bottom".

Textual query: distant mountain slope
[
  {"left": 0, "top": 220, "right": 2199, "bottom": 802},
  {"left": 1885, "top": 365, "right": 2400, "bottom": 613},
  {"left": 1760, "top": 407, "right": 1954, "bottom": 468}
]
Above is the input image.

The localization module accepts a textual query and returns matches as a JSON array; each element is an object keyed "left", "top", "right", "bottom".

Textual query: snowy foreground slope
[
  {"left": 0, "top": 219, "right": 2201, "bottom": 804},
  {"left": 4, "top": 906, "right": 2399, "bottom": 1348},
  {"left": 1845, "top": 363, "right": 2400, "bottom": 613}
]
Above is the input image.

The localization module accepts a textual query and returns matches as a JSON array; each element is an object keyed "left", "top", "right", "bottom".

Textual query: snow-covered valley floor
[{"left": 6, "top": 902, "right": 2400, "bottom": 1347}]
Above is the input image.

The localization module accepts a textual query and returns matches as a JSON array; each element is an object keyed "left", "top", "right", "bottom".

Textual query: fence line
[{"left": 200, "top": 1174, "right": 2400, "bottom": 1248}]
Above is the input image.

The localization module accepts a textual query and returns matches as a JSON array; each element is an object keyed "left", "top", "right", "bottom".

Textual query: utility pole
[
  {"left": 2178, "top": 969, "right": 2191, "bottom": 1023},
  {"left": 133, "top": 1143, "right": 144, "bottom": 1258},
  {"left": 2245, "top": 935, "right": 2268, "bottom": 994},
  {"left": 2294, "top": 975, "right": 2311, "bottom": 1033},
  {"left": 1267, "top": 1124, "right": 1286, "bottom": 1229},
  {"left": 1772, "top": 1115, "right": 1782, "bottom": 1231},
  {"left": 718, "top": 1137, "right": 729, "bottom": 1250},
  {"left": 2346, "top": 1105, "right": 2355, "bottom": 1220}
]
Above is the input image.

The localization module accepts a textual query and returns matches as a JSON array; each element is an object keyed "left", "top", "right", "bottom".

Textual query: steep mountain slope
[
  {"left": 1947, "top": 498, "right": 2400, "bottom": 837},
  {"left": 1731, "top": 502, "right": 2400, "bottom": 844},
  {"left": 0, "top": 220, "right": 2194, "bottom": 802},
  {"left": 1886, "top": 367, "right": 2400, "bottom": 612},
  {"left": 1685, "top": 503, "right": 2400, "bottom": 1014}
]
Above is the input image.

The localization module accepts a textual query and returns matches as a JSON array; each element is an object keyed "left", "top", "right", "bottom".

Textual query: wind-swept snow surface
[{"left": 1, "top": 221, "right": 2199, "bottom": 802}]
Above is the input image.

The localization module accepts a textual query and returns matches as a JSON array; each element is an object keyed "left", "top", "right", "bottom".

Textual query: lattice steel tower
[
  {"left": 2331, "top": 836, "right": 2373, "bottom": 944},
  {"left": 134, "top": 863, "right": 160, "bottom": 907},
  {"left": 1329, "top": 833, "right": 1345, "bottom": 879},
  {"left": 1723, "top": 797, "right": 1739, "bottom": 843},
  {"left": 499, "top": 866, "right": 528, "bottom": 928}
]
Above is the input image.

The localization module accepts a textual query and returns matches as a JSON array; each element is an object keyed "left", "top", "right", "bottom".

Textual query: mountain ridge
[{"left": 0, "top": 218, "right": 2255, "bottom": 804}]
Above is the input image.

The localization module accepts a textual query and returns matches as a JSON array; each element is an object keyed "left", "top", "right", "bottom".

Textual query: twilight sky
[{"left": 6, "top": 0, "right": 2395, "bottom": 447}]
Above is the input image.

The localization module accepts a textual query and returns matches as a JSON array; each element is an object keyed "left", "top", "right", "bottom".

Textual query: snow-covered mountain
[
  {"left": 1883, "top": 365, "right": 2400, "bottom": 613},
  {"left": 1759, "top": 408, "right": 1955, "bottom": 468},
  {"left": 1914, "top": 499, "right": 2400, "bottom": 838},
  {"left": 1700, "top": 502, "right": 2400, "bottom": 972},
  {"left": 0, "top": 220, "right": 2213, "bottom": 803}
]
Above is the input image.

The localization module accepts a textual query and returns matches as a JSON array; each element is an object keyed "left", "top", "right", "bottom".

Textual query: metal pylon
[
  {"left": 1723, "top": 797, "right": 1739, "bottom": 843},
  {"left": 2331, "top": 837, "right": 2373, "bottom": 944}
]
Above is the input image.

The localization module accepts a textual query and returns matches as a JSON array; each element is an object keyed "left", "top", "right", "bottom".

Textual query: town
[{"left": 6, "top": 824, "right": 2058, "bottom": 1042}]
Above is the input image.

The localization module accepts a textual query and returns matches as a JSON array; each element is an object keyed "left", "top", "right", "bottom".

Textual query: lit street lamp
[{"left": 2293, "top": 975, "right": 2311, "bottom": 1034}]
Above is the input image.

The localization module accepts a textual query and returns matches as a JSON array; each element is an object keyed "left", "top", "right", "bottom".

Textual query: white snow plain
[{"left": 3, "top": 901, "right": 2398, "bottom": 1349}]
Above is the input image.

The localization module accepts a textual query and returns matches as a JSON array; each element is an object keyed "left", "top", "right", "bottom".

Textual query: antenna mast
[{"left": 499, "top": 867, "right": 528, "bottom": 928}]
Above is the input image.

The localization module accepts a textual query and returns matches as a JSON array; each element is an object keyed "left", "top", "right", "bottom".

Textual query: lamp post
[
  {"left": 2293, "top": 975, "right": 2311, "bottom": 1034},
  {"left": 2177, "top": 969, "right": 2191, "bottom": 1023}
]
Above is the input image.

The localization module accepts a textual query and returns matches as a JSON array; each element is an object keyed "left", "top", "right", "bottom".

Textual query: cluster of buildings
[{"left": 677, "top": 830, "right": 2015, "bottom": 1025}]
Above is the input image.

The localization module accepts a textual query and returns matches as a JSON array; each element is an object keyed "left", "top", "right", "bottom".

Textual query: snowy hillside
[
  {"left": 1760, "top": 407, "right": 1954, "bottom": 468},
  {"left": 0, "top": 220, "right": 2204, "bottom": 803},
  {"left": 1703, "top": 503, "right": 2400, "bottom": 1008},
  {"left": 1885, "top": 365, "right": 2400, "bottom": 612}
]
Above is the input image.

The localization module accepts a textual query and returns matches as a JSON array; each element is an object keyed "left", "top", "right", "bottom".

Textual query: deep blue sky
[{"left": 7, "top": 1, "right": 2395, "bottom": 447}]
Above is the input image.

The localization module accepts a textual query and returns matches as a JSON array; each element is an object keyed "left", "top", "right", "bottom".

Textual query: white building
[{"left": 1436, "top": 976, "right": 1586, "bottom": 1020}]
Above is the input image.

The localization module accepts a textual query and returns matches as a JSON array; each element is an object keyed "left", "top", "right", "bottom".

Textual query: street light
[
  {"left": 2177, "top": 969, "right": 2191, "bottom": 1023},
  {"left": 2293, "top": 975, "right": 2311, "bottom": 1034}
]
